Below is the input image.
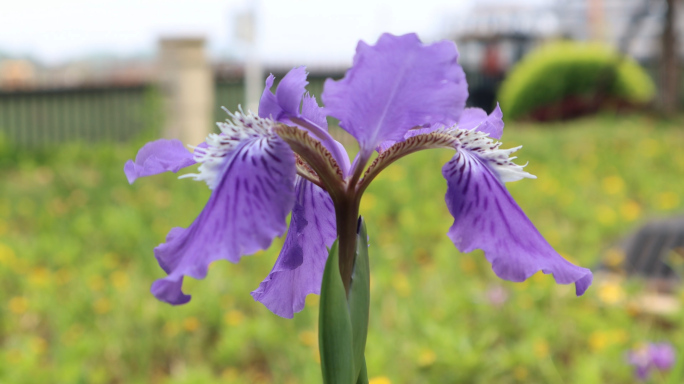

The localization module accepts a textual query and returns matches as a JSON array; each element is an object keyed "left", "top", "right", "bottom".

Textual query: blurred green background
[{"left": 1, "top": 111, "right": 683, "bottom": 383}]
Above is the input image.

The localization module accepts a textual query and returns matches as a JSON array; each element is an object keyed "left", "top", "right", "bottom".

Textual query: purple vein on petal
[
  {"left": 151, "top": 136, "right": 297, "bottom": 305},
  {"left": 442, "top": 149, "right": 592, "bottom": 295},
  {"left": 322, "top": 33, "right": 468, "bottom": 156},
  {"left": 251, "top": 177, "right": 337, "bottom": 318}
]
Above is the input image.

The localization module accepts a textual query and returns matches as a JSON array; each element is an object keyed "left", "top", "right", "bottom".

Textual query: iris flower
[
  {"left": 125, "top": 33, "right": 592, "bottom": 318},
  {"left": 627, "top": 343, "right": 676, "bottom": 380}
]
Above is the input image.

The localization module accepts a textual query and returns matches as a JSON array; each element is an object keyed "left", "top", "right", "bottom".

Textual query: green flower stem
[
  {"left": 334, "top": 196, "right": 361, "bottom": 295},
  {"left": 319, "top": 240, "right": 354, "bottom": 384},
  {"left": 319, "top": 217, "right": 371, "bottom": 384}
]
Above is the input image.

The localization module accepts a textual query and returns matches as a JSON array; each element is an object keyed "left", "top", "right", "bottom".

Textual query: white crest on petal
[
  {"left": 180, "top": 107, "right": 278, "bottom": 189},
  {"left": 448, "top": 127, "right": 536, "bottom": 183}
]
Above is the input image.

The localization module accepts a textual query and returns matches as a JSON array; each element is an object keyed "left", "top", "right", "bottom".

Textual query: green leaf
[
  {"left": 355, "top": 358, "right": 369, "bottom": 384},
  {"left": 349, "top": 217, "right": 370, "bottom": 382},
  {"left": 319, "top": 240, "right": 355, "bottom": 384}
]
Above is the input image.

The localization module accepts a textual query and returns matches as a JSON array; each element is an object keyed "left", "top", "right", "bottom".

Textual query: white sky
[{"left": 0, "top": 0, "right": 473, "bottom": 65}]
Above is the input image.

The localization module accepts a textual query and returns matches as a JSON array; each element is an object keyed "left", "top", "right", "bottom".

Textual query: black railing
[
  {"left": 0, "top": 75, "right": 335, "bottom": 147},
  {"left": 0, "top": 85, "right": 153, "bottom": 146}
]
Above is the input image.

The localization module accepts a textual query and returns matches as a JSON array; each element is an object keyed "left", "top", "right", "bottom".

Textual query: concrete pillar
[
  {"left": 158, "top": 37, "right": 214, "bottom": 146},
  {"left": 235, "top": 8, "right": 262, "bottom": 114}
]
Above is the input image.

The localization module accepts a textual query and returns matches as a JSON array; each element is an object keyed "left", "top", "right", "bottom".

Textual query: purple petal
[
  {"left": 376, "top": 124, "right": 444, "bottom": 153},
  {"left": 124, "top": 139, "right": 196, "bottom": 184},
  {"left": 151, "top": 136, "right": 297, "bottom": 305},
  {"left": 459, "top": 104, "right": 504, "bottom": 139},
  {"left": 257, "top": 69, "right": 350, "bottom": 174},
  {"left": 276, "top": 66, "right": 308, "bottom": 117},
  {"left": 258, "top": 67, "right": 310, "bottom": 123},
  {"left": 151, "top": 275, "right": 190, "bottom": 305},
  {"left": 458, "top": 108, "right": 487, "bottom": 130},
  {"left": 376, "top": 140, "right": 396, "bottom": 153},
  {"left": 301, "top": 93, "right": 328, "bottom": 130},
  {"left": 635, "top": 366, "right": 650, "bottom": 380},
  {"left": 322, "top": 33, "right": 468, "bottom": 155},
  {"left": 442, "top": 150, "right": 592, "bottom": 295},
  {"left": 299, "top": 92, "right": 352, "bottom": 175},
  {"left": 650, "top": 343, "right": 676, "bottom": 370},
  {"left": 251, "top": 177, "right": 337, "bottom": 318},
  {"left": 258, "top": 74, "right": 280, "bottom": 119}
]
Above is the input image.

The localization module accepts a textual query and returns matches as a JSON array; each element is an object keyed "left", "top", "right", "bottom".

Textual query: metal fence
[
  {"left": 1, "top": 60, "right": 681, "bottom": 147},
  {"left": 0, "top": 85, "right": 153, "bottom": 146},
  {"left": 0, "top": 75, "right": 335, "bottom": 147}
]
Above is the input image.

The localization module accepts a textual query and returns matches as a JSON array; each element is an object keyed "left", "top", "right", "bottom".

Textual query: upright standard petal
[
  {"left": 251, "top": 177, "right": 337, "bottom": 318},
  {"left": 322, "top": 33, "right": 468, "bottom": 155},
  {"left": 151, "top": 136, "right": 297, "bottom": 304},
  {"left": 258, "top": 74, "right": 280, "bottom": 119},
  {"left": 458, "top": 103, "right": 504, "bottom": 140},
  {"left": 442, "top": 150, "right": 592, "bottom": 295},
  {"left": 258, "top": 68, "right": 351, "bottom": 175},
  {"left": 276, "top": 66, "right": 309, "bottom": 117},
  {"left": 259, "top": 67, "right": 309, "bottom": 121},
  {"left": 301, "top": 93, "right": 328, "bottom": 130},
  {"left": 124, "top": 139, "right": 196, "bottom": 184}
]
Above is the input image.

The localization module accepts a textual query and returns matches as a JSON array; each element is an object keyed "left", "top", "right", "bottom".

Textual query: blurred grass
[{"left": 1, "top": 113, "right": 683, "bottom": 383}]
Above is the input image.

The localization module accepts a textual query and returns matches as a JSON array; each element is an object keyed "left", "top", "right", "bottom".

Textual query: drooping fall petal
[
  {"left": 442, "top": 150, "right": 592, "bottom": 295},
  {"left": 151, "top": 136, "right": 297, "bottom": 304},
  {"left": 251, "top": 177, "right": 337, "bottom": 318}
]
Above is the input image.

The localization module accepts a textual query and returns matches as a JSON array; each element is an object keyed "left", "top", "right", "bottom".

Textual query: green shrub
[{"left": 498, "top": 41, "right": 655, "bottom": 119}]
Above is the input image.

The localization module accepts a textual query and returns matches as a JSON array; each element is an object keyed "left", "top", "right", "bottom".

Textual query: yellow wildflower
[
  {"left": 298, "top": 330, "right": 317, "bottom": 347},
  {"left": 224, "top": 310, "right": 245, "bottom": 327},
  {"left": 369, "top": 377, "right": 392, "bottom": 384},
  {"left": 604, "top": 248, "right": 625, "bottom": 268},
  {"left": 110, "top": 271, "right": 129, "bottom": 291},
  {"left": 418, "top": 348, "right": 437, "bottom": 367},
  {"left": 386, "top": 165, "right": 406, "bottom": 182},
  {"left": 391, "top": 273, "right": 411, "bottom": 297},
  {"left": 598, "top": 281, "right": 625, "bottom": 305},
  {"left": 656, "top": 191, "right": 679, "bottom": 211},
  {"left": 93, "top": 298, "right": 111, "bottom": 314},
  {"left": 88, "top": 275, "right": 105, "bottom": 292},
  {"left": 602, "top": 175, "right": 625, "bottom": 195},
  {"left": 29, "top": 267, "right": 51, "bottom": 287},
  {"left": 360, "top": 193, "right": 377, "bottom": 212},
  {"left": 30, "top": 337, "right": 48, "bottom": 355},
  {"left": 596, "top": 205, "right": 616, "bottom": 225},
  {"left": 163, "top": 321, "right": 179, "bottom": 337},
  {"left": 620, "top": 200, "right": 641, "bottom": 221},
  {"left": 589, "top": 331, "right": 609, "bottom": 352},
  {"left": 459, "top": 256, "right": 476, "bottom": 274},
  {"left": 513, "top": 367, "right": 528, "bottom": 381},
  {"left": 9, "top": 297, "right": 28, "bottom": 314},
  {"left": 534, "top": 340, "right": 549, "bottom": 359},
  {"left": 0, "top": 242, "right": 16, "bottom": 265},
  {"left": 183, "top": 317, "right": 200, "bottom": 332}
]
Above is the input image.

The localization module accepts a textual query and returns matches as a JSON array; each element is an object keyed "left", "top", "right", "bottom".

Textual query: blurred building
[
  {"left": 558, "top": 0, "right": 669, "bottom": 61},
  {"left": 446, "top": 0, "right": 678, "bottom": 67},
  {"left": 0, "top": 56, "right": 156, "bottom": 91},
  {"left": 441, "top": 0, "right": 682, "bottom": 109},
  {"left": 0, "top": 59, "right": 36, "bottom": 90}
]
